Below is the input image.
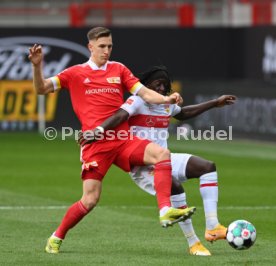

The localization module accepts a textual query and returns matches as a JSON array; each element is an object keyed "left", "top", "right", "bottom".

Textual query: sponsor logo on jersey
[
  {"left": 107, "top": 77, "right": 121, "bottom": 84},
  {"left": 85, "top": 88, "right": 120, "bottom": 94},
  {"left": 126, "top": 98, "right": 134, "bottom": 105},
  {"left": 145, "top": 116, "right": 155, "bottom": 126}
]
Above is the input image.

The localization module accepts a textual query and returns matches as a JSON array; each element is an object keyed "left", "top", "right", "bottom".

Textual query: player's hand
[
  {"left": 77, "top": 130, "right": 94, "bottom": 146},
  {"left": 216, "top": 95, "right": 237, "bottom": 107},
  {"left": 77, "top": 128, "right": 103, "bottom": 146},
  {"left": 77, "top": 131, "right": 84, "bottom": 146},
  {"left": 28, "top": 44, "right": 43, "bottom": 66},
  {"left": 167, "top": 92, "right": 183, "bottom": 105}
]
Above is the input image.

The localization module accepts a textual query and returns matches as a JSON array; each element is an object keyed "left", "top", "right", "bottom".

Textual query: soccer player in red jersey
[
  {"left": 28, "top": 27, "right": 196, "bottom": 254},
  {"left": 79, "top": 65, "right": 237, "bottom": 256}
]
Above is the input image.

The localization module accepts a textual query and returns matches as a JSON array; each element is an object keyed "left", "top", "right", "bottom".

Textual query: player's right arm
[
  {"left": 28, "top": 44, "right": 54, "bottom": 94},
  {"left": 78, "top": 108, "right": 129, "bottom": 146}
]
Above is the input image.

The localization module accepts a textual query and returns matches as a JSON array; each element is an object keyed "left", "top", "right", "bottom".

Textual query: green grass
[{"left": 0, "top": 133, "right": 276, "bottom": 265}]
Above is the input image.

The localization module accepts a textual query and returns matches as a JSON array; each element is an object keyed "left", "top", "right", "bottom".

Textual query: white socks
[
  {"left": 199, "top": 171, "right": 219, "bottom": 230},
  {"left": 159, "top": 171, "right": 220, "bottom": 247},
  {"left": 171, "top": 193, "right": 199, "bottom": 247}
]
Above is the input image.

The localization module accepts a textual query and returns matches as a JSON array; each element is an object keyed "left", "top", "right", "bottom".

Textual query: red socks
[
  {"left": 54, "top": 160, "right": 173, "bottom": 238},
  {"left": 55, "top": 201, "right": 89, "bottom": 239},
  {"left": 154, "top": 160, "right": 172, "bottom": 209}
]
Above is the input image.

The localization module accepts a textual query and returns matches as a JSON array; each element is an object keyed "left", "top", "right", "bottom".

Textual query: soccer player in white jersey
[
  {"left": 79, "top": 65, "right": 237, "bottom": 256},
  {"left": 29, "top": 28, "right": 196, "bottom": 254}
]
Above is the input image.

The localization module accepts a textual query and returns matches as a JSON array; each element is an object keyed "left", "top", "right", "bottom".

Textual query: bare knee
[
  {"left": 205, "top": 161, "right": 216, "bottom": 173},
  {"left": 156, "top": 148, "right": 170, "bottom": 162},
  {"left": 171, "top": 178, "right": 184, "bottom": 195},
  {"left": 143, "top": 143, "right": 171, "bottom": 165},
  {"left": 81, "top": 193, "right": 100, "bottom": 211},
  {"left": 186, "top": 156, "right": 216, "bottom": 178},
  {"left": 196, "top": 160, "right": 216, "bottom": 177},
  {"left": 81, "top": 179, "right": 102, "bottom": 211}
]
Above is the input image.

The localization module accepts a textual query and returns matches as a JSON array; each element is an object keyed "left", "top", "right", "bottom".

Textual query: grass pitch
[{"left": 0, "top": 133, "right": 276, "bottom": 265}]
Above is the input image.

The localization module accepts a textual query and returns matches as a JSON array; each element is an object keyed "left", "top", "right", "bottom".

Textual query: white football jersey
[{"left": 120, "top": 96, "right": 181, "bottom": 148}]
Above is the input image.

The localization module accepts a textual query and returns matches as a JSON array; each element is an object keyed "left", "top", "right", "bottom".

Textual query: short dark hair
[{"left": 87, "top": 27, "right": 111, "bottom": 41}]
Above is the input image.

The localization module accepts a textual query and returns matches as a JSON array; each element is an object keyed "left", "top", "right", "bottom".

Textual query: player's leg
[
  {"left": 143, "top": 142, "right": 171, "bottom": 210},
  {"left": 116, "top": 138, "right": 195, "bottom": 227},
  {"left": 129, "top": 166, "right": 208, "bottom": 255},
  {"left": 170, "top": 178, "right": 210, "bottom": 256},
  {"left": 45, "top": 177, "right": 102, "bottom": 254},
  {"left": 140, "top": 142, "right": 196, "bottom": 227},
  {"left": 185, "top": 155, "right": 227, "bottom": 242},
  {"left": 170, "top": 155, "right": 211, "bottom": 255},
  {"left": 115, "top": 139, "right": 171, "bottom": 211}
]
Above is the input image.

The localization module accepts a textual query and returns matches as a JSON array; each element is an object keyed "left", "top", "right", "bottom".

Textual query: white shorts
[{"left": 130, "top": 153, "right": 192, "bottom": 196}]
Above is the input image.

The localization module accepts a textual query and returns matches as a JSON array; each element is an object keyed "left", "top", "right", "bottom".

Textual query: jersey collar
[{"left": 88, "top": 59, "right": 108, "bottom": 71}]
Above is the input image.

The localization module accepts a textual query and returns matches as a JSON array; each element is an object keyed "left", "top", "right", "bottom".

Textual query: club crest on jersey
[
  {"left": 107, "top": 77, "right": 121, "bottom": 84},
  {"left": 164, "top": 104, "right": 170, "bottom": 113}
]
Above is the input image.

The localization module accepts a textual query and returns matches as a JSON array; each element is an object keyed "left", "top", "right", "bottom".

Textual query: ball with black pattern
[{"left": 226, "top": 220, "right": 257, "bottom": 250}]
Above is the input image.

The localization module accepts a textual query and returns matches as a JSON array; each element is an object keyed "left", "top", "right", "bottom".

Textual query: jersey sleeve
[
  {"left": 120, "top": 64, "right": 143, "bottom": 95},
  {"left": 171, "top": 104, "right": 182, "bottom": 116},
  {"left": 50, "top": 67, "right": 74, "bottom": 91},
  {"left": 120, "top": 96, "right": 143, "bottom": 116}
]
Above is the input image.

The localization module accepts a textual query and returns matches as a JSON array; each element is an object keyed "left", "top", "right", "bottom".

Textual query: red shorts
[{"left": 80, "top": 136, "right": 150, "bottom": 181}]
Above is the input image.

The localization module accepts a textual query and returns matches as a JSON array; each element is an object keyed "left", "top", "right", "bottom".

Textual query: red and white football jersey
[
  {"left": 121, "top": 96, "right": 181, "bottom": 148},
  {"left": 50, "top": 59, "right": 142, "bottom": 132}
]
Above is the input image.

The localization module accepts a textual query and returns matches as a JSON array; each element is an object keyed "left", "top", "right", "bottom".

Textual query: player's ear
[{"left": 88, "top": 41, "right": 93, "bottom": 52}]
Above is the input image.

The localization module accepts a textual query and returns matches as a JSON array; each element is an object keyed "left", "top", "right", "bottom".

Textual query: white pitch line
[
  {"left": 0, "top": 206, "right": 276, "bottom": 210},
  {"left": 0, "top": 206, "right": 68, "bottom": 210},
  {"left": 217, "top": 206, "right": 276, "bottom": 210}
]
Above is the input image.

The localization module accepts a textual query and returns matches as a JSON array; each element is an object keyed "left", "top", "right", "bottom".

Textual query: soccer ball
[{"left": 226, "top": 220, "right": 257, "bottom": 250}]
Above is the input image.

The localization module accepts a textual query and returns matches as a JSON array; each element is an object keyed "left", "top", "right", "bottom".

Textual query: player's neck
[{"left": 89, "top": 58, "right": 108, "bottom": 70}]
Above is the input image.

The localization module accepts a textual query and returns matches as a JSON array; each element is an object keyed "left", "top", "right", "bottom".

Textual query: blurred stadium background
[
  {"left": 0, "top": 0, "right": 276, "bottom": 140},
  {"left": 0, "top": 1, "right": 276, "bottom": 265}
]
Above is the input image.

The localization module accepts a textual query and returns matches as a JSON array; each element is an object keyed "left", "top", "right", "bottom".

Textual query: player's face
[
  {"left": 147, "top": 79, "right": 170, "bottom": 96},
  {"left": 88, "top": 36, "right": 113, "bottom": 67}
]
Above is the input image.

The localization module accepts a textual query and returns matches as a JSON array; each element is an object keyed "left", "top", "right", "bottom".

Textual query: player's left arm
[{"left": 173, "top": 95, "right": 236, "bottom": 121}]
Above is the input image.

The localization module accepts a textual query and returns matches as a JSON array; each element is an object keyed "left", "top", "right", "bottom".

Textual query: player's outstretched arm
[
  {"left": 137, "top": 86, "right": 183, "bottom": 105},
  {"left": 78, "top": 108, "right": 130, "bottom": 146},
  {"left": 28, "top": 44, "right": 54, "bottom": 95},
  {"left": 174, "top": 95, "right": 236, "bottom": 121}
]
